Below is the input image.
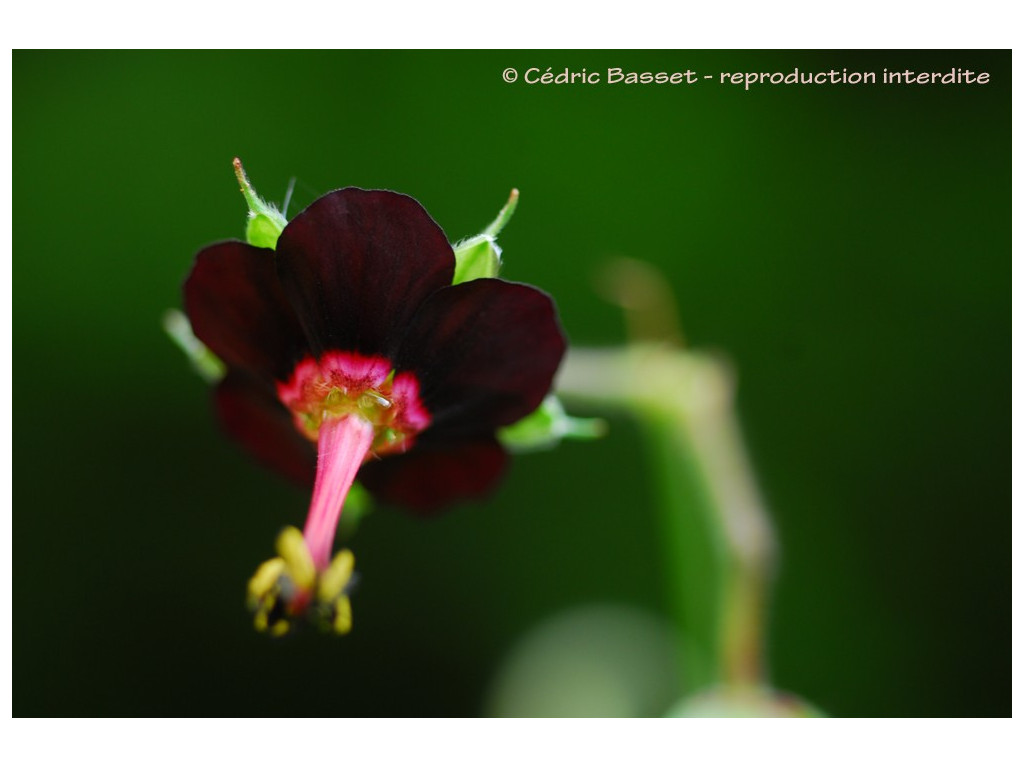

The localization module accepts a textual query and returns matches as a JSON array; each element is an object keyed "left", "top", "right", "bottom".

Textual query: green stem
[
  {"left": 637, "top": 412, "right": 727, "bottom": 691},
  {"left": 556, "top": 345, "right": 775, "bottom": 694}
]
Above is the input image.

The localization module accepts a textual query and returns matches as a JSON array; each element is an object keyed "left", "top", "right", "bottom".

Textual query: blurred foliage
[
  {"left": 13, "top": 50, "right": 1008, "bottom": 716},
  {"left": 487, "top": 604, "right": 680, "bottom": 717}
]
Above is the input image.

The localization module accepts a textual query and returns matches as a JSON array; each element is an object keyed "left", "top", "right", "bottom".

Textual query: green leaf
[{"left": 498, "top": 395, "right": 606, "bottom": 453}]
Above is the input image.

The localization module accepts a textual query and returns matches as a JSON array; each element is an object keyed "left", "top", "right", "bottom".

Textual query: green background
[{"left": 14, "top": 51, "right": 1009, "bottom": 716}]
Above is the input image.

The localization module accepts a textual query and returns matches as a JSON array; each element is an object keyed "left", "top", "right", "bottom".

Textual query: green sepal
[
  {"left": 162, "top": 309, "right": 226, "bottom": 383},
  {"left": 246, "top": 213, "right": 286, "bottom": 250},
  {"left": 498, "top": 395, "right": 606, "bottom": 453},
  {"left": 452, "top": 234, "right": 502, "bottom": 283},
  {"left": 233, "top": 158, "right": 288, "bottom": 250},
  {"left": 450, "top": 189, "right": 519, "bottom": 285}
]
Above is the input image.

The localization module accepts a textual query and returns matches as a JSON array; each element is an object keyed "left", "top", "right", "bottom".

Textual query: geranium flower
[{"left": 182, "top": 179, "right": 566, "bottom": 635}]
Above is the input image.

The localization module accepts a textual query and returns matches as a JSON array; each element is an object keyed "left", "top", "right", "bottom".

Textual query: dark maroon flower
[{"left": 183, "top": 186, "right": 565, "bottom": 633}]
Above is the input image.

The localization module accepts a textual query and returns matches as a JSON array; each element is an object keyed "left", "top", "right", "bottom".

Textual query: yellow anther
[
  {"left": 333, "top": 596, "right": 353, "bottom": 634},
  {"left": 318, "top": 548, "right": 355, "bottom": 603},
  {"left": 275, "top": 526, "right": 316, "bottom": 591},
  {"left": 247, "top": 557, "right": 285, "bottom": 605},
  {"left": 248, "top": 530, "right": 359, "bottom": 637}
]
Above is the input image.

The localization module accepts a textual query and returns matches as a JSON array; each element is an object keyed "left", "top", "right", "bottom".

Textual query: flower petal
[
  {"left": 184, "top": 241, "right": 308, "bottom": 381},
  {"left": 214, "top": 372, "right": 316, "bottom": 486},
  {"left": 358, "top": 436, "right": 507, "bottom": 512},
  {"left": 394, "top": 279, "right": 566, "bottom": 436},
  {"left": 275, "top": 188, "right": 456, "bottom": 359}
]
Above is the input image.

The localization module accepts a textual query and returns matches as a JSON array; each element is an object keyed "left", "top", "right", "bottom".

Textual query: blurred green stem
[{"left": 556, "top": 345, "right": 776, "bottom": 694}]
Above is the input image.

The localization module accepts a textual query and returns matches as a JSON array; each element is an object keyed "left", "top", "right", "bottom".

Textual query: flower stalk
[
  {"left": 557, "top": 344, "right": 776, "bottom": 693},
  {"left": 556, "top": 258, "right": 776, "bottom": 695}
]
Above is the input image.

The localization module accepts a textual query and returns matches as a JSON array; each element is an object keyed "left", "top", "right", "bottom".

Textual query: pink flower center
[
  {"left": 278, "top": 351, "right": 431, "bottom": 454},
  {"left": 276, "top": 351, "right": 431, "bottom": 570}
]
